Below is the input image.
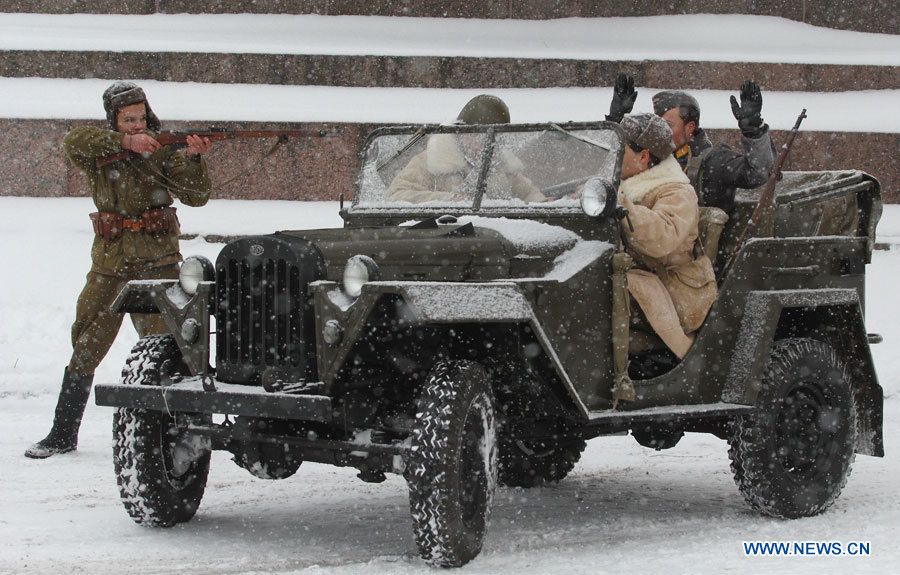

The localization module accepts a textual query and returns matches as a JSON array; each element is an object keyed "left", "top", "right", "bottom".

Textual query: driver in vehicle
[
  {"left": 617, "top": 113, "right": 717, "bottom": 359},
  {"left": 386, "top": 95, "right": 545, "bottom": 204}
]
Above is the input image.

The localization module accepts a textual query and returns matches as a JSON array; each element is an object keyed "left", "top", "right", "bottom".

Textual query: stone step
[
  {"left": 1, "top": 10, "right": 894, "bottom": 204},
  {"left": 5, "top": 1, "right": 895, "bottom": 34},
  {"left": 1, "top": 50, "right": 895, "bottom": 92}
]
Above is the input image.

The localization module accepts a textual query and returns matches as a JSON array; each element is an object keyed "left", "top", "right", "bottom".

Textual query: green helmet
[{"left": 456, "top": 94, "right": 511, "bottom": 125}]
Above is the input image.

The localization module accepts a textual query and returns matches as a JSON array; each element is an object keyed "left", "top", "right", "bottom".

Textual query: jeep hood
[{"left": 279, "top": 217, "right": 580, "bottom": 282}]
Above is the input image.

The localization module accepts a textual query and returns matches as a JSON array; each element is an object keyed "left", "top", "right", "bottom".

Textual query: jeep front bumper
[{"left": 94, "top": 377, "right": 333, "bottom": 422}]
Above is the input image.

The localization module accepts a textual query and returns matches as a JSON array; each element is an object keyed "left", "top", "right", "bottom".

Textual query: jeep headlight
[
  {"left": 179, "top": 256, "right": 215, "bottom": 296},
  {"left": 581, "top": 177, "right": 616, "bottom": 218},
  {"left": 342, "top": 255, "right": 381, "bottom": 298}
]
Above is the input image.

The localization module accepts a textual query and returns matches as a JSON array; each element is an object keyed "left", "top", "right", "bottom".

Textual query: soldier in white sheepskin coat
[
  {"left": 618, "top": 114, "right": 717, "bottom": 358},
  {"left": 386, "top": 132, "right": 545, "bottom": 204}
]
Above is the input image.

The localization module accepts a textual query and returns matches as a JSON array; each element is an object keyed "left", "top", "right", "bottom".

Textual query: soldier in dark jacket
[
  {"left": 605, "top": 75, "right": 775, "bottom": 213},
  {"left": 25, "top": 81, "right": 214, "bottom": 459}
]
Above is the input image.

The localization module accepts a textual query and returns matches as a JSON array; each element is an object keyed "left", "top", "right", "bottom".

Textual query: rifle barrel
[
  {"left": 155, "top": 129, "right": 332, "bottom": 146},
  {"left": 95, "top": 128, "right": 337, "bottom": 167}
]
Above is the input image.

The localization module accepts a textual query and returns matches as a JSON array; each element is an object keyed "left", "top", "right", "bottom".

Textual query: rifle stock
[
  {"left": 95, "top": 127, "right": 338, "bottom": 167},
  {"left": 722, "top": 109, "right": 807, "bottom": 276}
]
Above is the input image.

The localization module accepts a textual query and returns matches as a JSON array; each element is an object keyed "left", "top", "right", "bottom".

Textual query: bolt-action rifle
[
  {"left": 95, "top": 127, "right": 338, "bottom": 167},
  {"left": 721, "top": 109, "right": 807, "bottom": 277}
]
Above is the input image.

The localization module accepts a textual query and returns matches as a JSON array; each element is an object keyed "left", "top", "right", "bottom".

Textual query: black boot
[{"left": 25, "top": 368, "right": 94, "bottom": 459}]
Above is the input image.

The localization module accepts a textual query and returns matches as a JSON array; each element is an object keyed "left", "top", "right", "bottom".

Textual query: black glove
[
  {"left": 730, "top": 80, "right": 765, "bottom": 138},
  {"left": 606, "top": 73, "right": 637, "bottom": 123}
]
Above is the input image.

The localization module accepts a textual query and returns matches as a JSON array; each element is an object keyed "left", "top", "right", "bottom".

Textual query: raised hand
[
  {"left": 184, "top": 134, "right": 213, "bottom": 156},
  {"left": 122, "top": 132, "right": 160, "bottom": 155},
  {"left": 730, "top": 80, "right": 765, "bottom": 137},
  {"left": 606, "top": 73, "right": 637, "bottom": 123}
]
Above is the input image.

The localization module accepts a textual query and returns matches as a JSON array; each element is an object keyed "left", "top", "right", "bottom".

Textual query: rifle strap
[{"left": 107, "top": 136, "right": 292, "bottom": 198}]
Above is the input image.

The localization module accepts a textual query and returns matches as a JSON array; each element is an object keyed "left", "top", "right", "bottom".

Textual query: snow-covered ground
[{"left": 0, "top": 197, "right": 897, "bottom": 574}]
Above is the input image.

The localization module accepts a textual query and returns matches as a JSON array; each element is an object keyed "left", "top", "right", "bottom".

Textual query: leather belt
[{"left": 89, "top": 207, "right": 180, "bottom": 241}]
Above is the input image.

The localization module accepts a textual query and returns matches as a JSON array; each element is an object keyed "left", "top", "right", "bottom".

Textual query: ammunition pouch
[{"left": 90, "top": 207, "right": 179, "bottom": 241}]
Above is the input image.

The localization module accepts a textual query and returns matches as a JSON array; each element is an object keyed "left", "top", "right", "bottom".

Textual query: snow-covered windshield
[{"left": 355, "top": 123, "right": 621, "bottom": 211}]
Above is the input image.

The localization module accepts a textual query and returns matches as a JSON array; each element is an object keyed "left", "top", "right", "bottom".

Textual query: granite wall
[
  {"left": 4, "top": 1, "right": 897, "bottom": 34},
  {"left": 2, "top": 51, "right": 896, "bottom": 92},
  {"left": 1, "top": 4, "right": 894, "bottom": 202},
  {"left": 2, "top": 119, "right": 895, "bottom": 203}
]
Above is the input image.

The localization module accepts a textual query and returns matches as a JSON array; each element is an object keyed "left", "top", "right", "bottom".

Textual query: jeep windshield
[{"left": 354, "top": 122, "right": 623, "bottom": 212}]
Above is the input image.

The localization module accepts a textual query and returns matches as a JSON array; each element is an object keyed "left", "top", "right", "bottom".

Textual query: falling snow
[{"left": 2, "top": 197, "right": 899, "bottom": 574}]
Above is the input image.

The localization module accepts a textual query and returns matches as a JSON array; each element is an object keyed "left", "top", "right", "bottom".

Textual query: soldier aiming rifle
[{"left": 26, "top": 81, "right": 215, "bottom": 459}]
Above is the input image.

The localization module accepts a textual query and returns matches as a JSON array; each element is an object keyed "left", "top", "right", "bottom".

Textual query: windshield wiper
[
  {"left": 549, "top": 123, "right": 611, "bottom": 151},
  {"left": 472, "top": 128, "right": 497, "bottom": 211},
  {"left": 375, "top": 126, "right": 428, "bottom": 172}
]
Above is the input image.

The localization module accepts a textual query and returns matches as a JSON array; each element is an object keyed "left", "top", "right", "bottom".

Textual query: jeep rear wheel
[
  {"left": 405, "top": 361, "right": 498, "bottom": 568},
  {"left": 498, "top": 437, "right": 586, "bottom": 488},
  {"left": 728, "top": 338, "right": 856, "bottom": 519},
  {"left": 113, "top": 335, "right": 211, "bottom": 527}
]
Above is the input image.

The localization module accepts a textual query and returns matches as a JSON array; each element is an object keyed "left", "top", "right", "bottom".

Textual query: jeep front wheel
[
  {"left": 728, "top": 338, "right": 856, "bottom": 519},
  {"left": 113, "top": 335, "right": 211, "bottom": 527},
  {"left": 405, "top": 361, "right": 498, "bottom": 568}
]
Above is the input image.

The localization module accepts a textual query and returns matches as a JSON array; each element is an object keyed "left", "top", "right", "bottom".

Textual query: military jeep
[{"left": 95, "top": 121, "right": 883, "bottom": 568}]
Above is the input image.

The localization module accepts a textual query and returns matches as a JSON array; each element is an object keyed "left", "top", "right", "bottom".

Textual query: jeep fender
[
  {"left": 312, "top": 281, "right": 590, "bottom": 417},
  {"left": 111, "top": 279, "right": 214, "bottom": 377},
  {"left": 722, "top": 288, "right": 883, "bottom": 456}
]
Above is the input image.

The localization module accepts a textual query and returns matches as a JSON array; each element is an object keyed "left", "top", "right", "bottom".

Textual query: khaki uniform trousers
[{"left": 68, "top": 264, "right": 179, "bottom": 375}]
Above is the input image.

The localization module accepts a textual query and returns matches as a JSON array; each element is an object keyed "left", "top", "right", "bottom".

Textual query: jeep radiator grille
[{"left": 216, "top": 257, "right": 303, "bottom": 376}]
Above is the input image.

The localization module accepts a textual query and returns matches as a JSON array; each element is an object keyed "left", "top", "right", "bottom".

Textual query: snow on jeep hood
[
  {"left": 458, "top": 216, "right": 579, "bottom": 254},
  {"left": 540, "top": 240, "right": 614, "bottom": 282}
]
